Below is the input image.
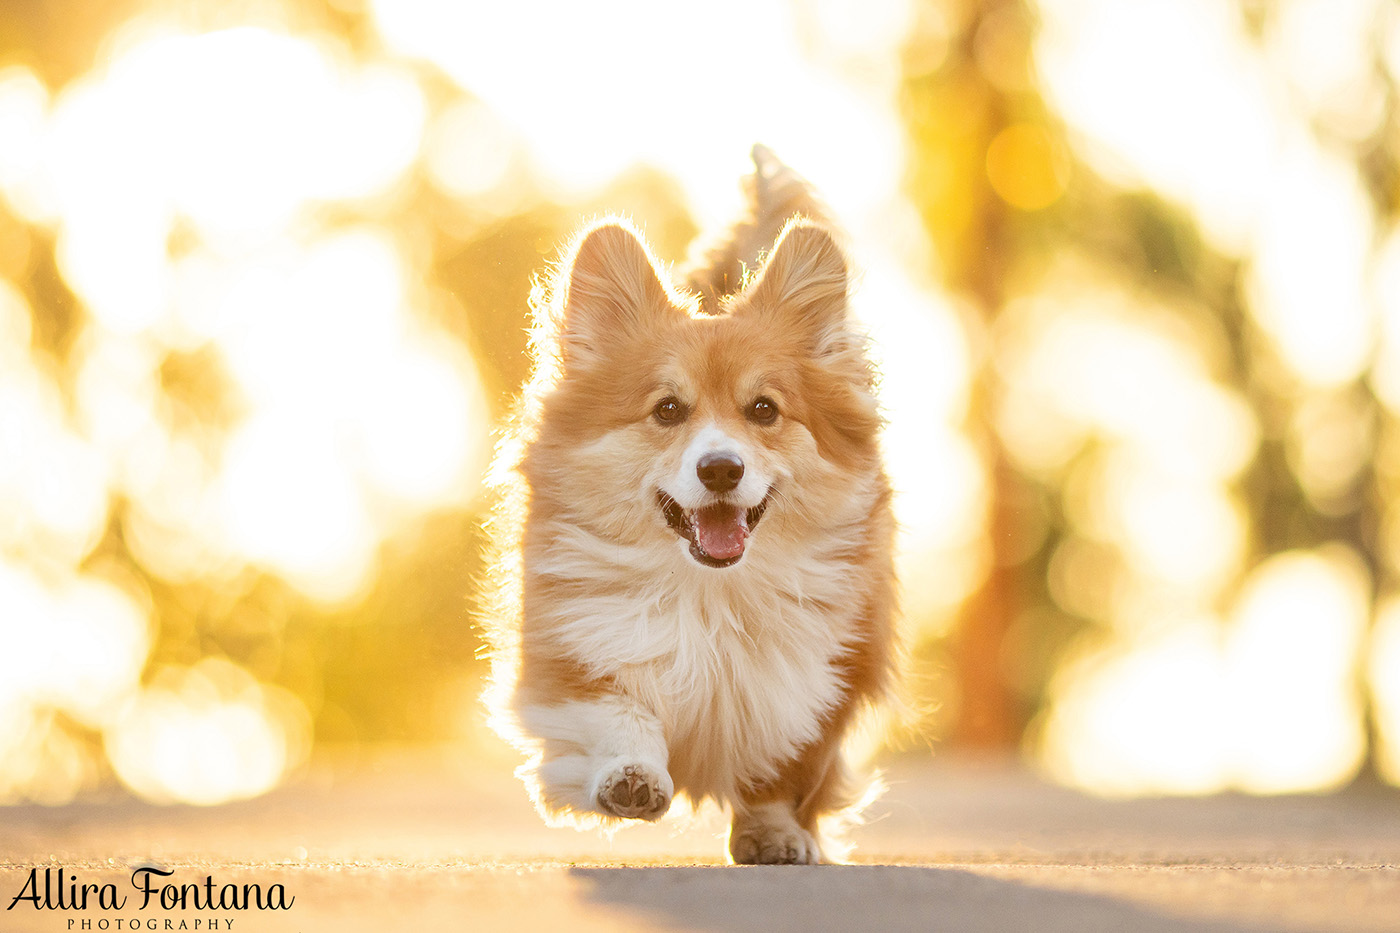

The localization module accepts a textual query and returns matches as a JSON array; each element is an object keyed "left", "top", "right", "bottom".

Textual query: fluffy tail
[{"left": 682, "top": 144, "right": 836, "bottom": 312}]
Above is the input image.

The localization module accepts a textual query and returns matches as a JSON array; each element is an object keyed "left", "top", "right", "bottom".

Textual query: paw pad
[{"left": 597, "top": 764, "right": 670, "bottom": 821}]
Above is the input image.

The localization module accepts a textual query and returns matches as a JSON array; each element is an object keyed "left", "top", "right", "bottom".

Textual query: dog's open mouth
[{"left": 658, "top": 491, "right": 770, "bottom": 568}]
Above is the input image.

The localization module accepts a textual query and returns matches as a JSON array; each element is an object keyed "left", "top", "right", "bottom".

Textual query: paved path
[{"left": 3, "top": 755, "right": 1398, "bottom": 932}]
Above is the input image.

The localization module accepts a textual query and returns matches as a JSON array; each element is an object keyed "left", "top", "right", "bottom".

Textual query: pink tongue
[{"left": 694, "top": 504, "right": 748, "bottom": 559}]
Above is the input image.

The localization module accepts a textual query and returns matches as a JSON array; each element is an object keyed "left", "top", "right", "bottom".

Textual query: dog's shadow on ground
[{"left": 570, "top": 864, "right": 1263, "bottom": 933}]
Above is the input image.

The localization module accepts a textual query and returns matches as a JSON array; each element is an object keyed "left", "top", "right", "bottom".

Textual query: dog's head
[{"left": 523, "top": 217, "right": 882, "bottom": 570}]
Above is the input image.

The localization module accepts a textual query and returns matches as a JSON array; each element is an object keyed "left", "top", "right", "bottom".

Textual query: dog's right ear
[{"left": 559, "top": 220, "right": 676, "bottom": 368}]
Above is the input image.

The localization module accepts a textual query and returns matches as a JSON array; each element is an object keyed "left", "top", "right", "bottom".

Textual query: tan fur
[{"left": 482, "top": 151, "right": 896, "bottom": 864}]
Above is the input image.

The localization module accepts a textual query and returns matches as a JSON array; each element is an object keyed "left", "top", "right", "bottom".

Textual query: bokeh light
[
  {"left": 2, "top": 0, "right": 1400, "bottom": 809},
  {"left": 107, "top": 658, "right": 311, "bottom": 806},
  {"left": 1370, "top": 598, "right": 1400, "bottom": 784},
  {"left": 1039, "top": 548, "right": 1369, "bottom": 795}
]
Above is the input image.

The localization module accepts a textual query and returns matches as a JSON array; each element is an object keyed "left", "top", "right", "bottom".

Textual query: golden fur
[{"left": 483, "top": 150, "right": 896, "bottom": 864}]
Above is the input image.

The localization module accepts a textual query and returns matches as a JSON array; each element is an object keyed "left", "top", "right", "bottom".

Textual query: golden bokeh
[
  {"left": 985, "top": 123, "right": 1069, "bottom": 211},
  {"left": 0, "top": 0, "right": 1399, "bottom": 808}
]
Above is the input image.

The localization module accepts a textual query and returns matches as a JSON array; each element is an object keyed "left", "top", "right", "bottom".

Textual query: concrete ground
[{"left": 3, "top": 754, "right": 1398, "bottom": 932}]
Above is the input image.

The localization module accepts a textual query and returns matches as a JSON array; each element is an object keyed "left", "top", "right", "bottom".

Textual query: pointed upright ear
[
  {"left": 743, "top": 219, "right": 851, "bottom": 357},
  {"left": 559, "top": 220, "right": 675, "bottom": 368}
]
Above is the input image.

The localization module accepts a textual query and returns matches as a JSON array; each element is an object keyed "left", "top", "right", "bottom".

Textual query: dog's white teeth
[{"left": 684, "top": 506, "right": 751, "bottom": 531}]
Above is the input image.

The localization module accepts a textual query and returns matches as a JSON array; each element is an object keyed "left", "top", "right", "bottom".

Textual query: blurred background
[{"left": 2, "top": 0, "right": 1400, "bottom": 809}]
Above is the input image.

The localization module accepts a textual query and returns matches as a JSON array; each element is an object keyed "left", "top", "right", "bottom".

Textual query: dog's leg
[
  {"left": 730, "top": 721, "right": 864, "bottom": 865},
  {"left": 729, "top": 799, "right": 823, "bottom": 865},
  {"left": 517, "top": 695, "right": 672, "bottom": 822}
]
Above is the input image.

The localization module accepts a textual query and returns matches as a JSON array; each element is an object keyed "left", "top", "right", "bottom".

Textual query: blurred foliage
[
  {"left": 900, "top": 0, "right": 1400, "bottom": 784},
  {"left": 3, "top": 0, "right": 1400, "bottom": 805}
]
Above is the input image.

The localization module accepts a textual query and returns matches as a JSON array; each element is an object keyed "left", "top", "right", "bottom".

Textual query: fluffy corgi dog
[{"left": 485, "top": 149, "right": 896, "bottom": 864}]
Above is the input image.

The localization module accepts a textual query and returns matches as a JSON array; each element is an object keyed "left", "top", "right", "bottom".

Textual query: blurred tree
[
  {"left": 902, "top": 0, "right": 1053, "bottom": 749},
  {"left": 0, "top": 0, "right": 139, "bottom": 85},
  {"left": 901, "top": 0, "right": 1400, "bottom": 784}
]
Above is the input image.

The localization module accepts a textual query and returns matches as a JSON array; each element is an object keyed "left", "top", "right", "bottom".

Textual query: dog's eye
[
  {"left": 653, "top": 396, "right": 686, "bottom": 425},
  {"left": 747, "top": 397, "right": 779, "bottom": 425}
]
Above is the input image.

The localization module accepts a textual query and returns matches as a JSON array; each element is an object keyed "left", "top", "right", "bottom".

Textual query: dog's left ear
[{"left": 743, "top": 219, "right": 852, "bottom": 357}]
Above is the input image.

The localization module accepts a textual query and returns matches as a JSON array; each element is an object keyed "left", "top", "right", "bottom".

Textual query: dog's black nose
[{"left": 697, "top": 452, "right": 744, "bottom": 493}]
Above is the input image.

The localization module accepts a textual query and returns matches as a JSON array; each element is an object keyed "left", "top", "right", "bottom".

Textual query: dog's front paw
[
  {"left": 729, "top": 822, "right": 821, "bottom": 865},
  {"left": 595, "top": 763, "right": 671, "bottom": 821}
]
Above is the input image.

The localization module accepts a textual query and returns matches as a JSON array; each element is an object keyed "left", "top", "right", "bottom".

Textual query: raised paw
[
  {"left": 595, "top": 764, "right": 671, "bottom": 821},
  {"left": 729, "top": 822, "right": 821, "bottom": 865}
]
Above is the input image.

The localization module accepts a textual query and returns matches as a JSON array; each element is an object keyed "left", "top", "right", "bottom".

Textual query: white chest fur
[{"left": 532, "top": 530, "right": 864, "bottom": 803}]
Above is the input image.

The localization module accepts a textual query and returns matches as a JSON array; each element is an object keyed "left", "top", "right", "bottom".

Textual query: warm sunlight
[
  {"left": 2, "top": 0, "right": 1398, "bottom": 808},
  {"left": 369, "top": 0, "right": 982, "bottom": 624},
  {"left": 107, "top": 658, "right": 309, "bottom": 805},
  {"left": 1040, "top": 549, "right": 1369, "bottom": 795},
  {"left": 8, "top": 4, "right": 1400, "bottom": 926},
  {"left": 0, "top": 22, "right": 487, "bottom": 800},
  {"left": 1, "top": 3, "right": 976, "bottom": 804},
  {"left": 1371, "top": 598, "right": 1400, "bottom": 784}
]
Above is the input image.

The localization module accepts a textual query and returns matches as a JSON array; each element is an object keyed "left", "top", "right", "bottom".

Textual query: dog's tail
[{"left": 682, "top": 144, "right": 836, "bottom": 312}]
